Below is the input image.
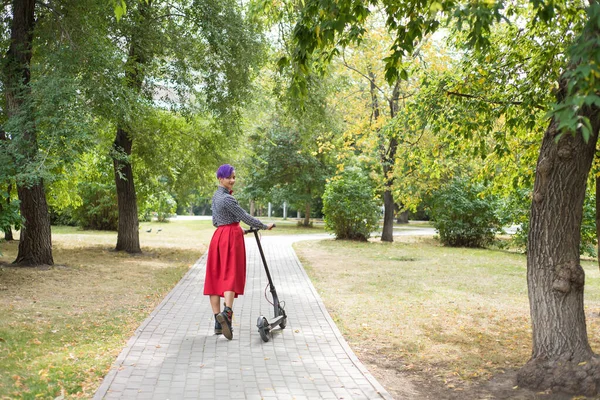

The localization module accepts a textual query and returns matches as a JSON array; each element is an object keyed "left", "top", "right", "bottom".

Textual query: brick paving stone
[{"left": 93, "top": 234, "right": 393, "bottom": 399}]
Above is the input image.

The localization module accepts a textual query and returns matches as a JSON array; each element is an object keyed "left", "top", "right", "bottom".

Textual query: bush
[
  {"left": 74, "top": 182, "right": 119, "bottom": 230},
  {"left": 322, "top": 166, "right": 380, "bottom": 241},
  {"left": 139, "top": 190, "right": 176, "bottom": 222},
  {"left": 49, "top": 207, "right": 77, "bottom": 226},
  {"left": 0, "top": 197, "right": 21, "bottom": 234},
  {"left": 430, "top": 178, "right": 505, "bottom": 248}
]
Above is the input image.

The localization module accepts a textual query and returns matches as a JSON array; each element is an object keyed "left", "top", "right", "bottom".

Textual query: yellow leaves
[{"left": 429, "top": 1, "right": 443, "bottom": 13}]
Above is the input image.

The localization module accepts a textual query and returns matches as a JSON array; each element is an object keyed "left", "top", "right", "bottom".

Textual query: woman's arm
[{"left": 223, "top": 196, "right": 268, "bottom": 229}]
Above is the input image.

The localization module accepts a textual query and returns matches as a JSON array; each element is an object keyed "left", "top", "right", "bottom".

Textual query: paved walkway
[{"left": 93, "top": 233, "right": 394, "bottom": 400}]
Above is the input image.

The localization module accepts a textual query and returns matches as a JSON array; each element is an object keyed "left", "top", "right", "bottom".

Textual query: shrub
[
  {"left": 74, "top": 181, "right": 119, "bottom": 230},
  {"left": 430, "top": 178, "right": 505, "bottom": 248},
  {"left": 0, "top": 197, "right": 21, "bottom": 235},
  {"left": 322, "top": 166, "right": 380, "bottom": 241},
  {"left": 139, "top": 191, "right": 176, "bottom": 222}
]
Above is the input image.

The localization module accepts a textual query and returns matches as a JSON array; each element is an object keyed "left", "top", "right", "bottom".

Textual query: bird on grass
[{"left": 146, "top": 228, "right": 152, "bottom": 233}]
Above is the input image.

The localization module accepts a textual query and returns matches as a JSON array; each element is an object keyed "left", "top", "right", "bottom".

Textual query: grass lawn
[
  {"left": 294, "top": 236, "right": 600, "bottom": 399},
  {"left": 0, "top": 218, "right": 322, "bottom": 399}
]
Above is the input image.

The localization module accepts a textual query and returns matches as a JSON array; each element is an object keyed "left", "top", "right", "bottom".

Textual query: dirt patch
[{"left": 361, "top": 352, "right": 575, "bottom": 400}]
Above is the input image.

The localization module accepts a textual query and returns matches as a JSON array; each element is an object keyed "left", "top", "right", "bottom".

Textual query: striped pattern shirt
[{"left": 211, "top": 186, "right": 267, "bottom": 229}]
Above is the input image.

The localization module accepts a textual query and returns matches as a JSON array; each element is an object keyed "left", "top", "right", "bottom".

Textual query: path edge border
[
  {"left": 92, "top": 254, "right": 207, "bottom": 399},
  {"left": 289, "top": 239, "right": 395, "bottom": 400}
]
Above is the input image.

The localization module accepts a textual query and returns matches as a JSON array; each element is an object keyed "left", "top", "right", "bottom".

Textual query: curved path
[{"left": 94, "top": 233, "right": 394, "bottom": 400}]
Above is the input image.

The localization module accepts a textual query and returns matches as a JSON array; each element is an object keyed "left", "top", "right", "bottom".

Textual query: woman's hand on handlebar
[{"left": 267, "top": 223, "right": 275, "bottom": 230}]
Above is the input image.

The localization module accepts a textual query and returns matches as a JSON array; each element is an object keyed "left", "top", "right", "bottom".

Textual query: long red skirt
[{"left": 203, "top": 223, "right": 246, "bottom": 298}]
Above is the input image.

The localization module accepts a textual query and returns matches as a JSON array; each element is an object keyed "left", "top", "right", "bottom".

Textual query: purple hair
[{"left": 216, "top": 164, "right": 235, "bottom": 179}]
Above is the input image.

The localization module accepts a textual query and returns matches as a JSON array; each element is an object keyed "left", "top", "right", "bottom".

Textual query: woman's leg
[
  {"left": 223, "top": 291, "right": 235, "bottom": 309},
  {"left": 218, "top": 291, "right": 235, "bottom": 340},
  {"left": 210, "top": 295, "right": 221, "bottom": 314}
]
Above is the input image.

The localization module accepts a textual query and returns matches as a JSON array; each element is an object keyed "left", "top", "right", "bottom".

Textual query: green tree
[
  {"left": 240, "top": 19, "right": 340, "bottom": 225},
  {"left": 95, "top": 0, "right": 263, "bottom": 252},
  {"left": 247, "top": 126, "right": 331, "bottom": 225},
  {"left": 2, "top": 0, "right": 52, "bottom": 265}
]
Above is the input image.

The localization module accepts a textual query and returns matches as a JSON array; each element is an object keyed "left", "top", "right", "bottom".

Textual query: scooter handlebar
[{"left": 244, "top": 223, "right": 275, "bottom": 235}]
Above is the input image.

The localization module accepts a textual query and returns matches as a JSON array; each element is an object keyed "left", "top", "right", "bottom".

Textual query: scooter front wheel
[{"left": 257, "top": 316, "right": 270, "bottom": 342}]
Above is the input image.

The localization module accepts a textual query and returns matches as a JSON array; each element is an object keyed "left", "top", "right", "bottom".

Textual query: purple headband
[{"left": 216, "top": 164, "right": 235, "bottom": 179}]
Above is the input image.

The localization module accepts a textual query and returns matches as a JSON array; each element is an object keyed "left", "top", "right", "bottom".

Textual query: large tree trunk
[
  {"left": 15, "top": 184, "right": 53, "bottom": 265},
  {"left": 517, "top": 110, "right": 600, "bottom": 394},
  {"left": 113, "top": 128, "right": 141, "bottom": 253},
  {"left": 303, "top": 202, "right": 311, "bottom": 226},
  {"left": 4, "top": 0, "right": 53, "bottom": 265}
]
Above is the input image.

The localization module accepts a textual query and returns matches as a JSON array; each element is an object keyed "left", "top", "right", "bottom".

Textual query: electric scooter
[{"left": 244, "top": 225, "right": 287, "bottom": 342}]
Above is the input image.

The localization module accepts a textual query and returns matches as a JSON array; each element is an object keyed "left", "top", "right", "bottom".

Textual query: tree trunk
[
  {"left": 113, "top": 128, "right": 141, "bottom": 253},
  {"left": 303, "top": 202, "right": 311, "bottom": 226},
  {"left": 369, "top": 71, "right": 398, "bottom": 242},
  {"left": 397, "top": 210, "right": 409, "bottom": 224},
  {"left": 380, "top": 83, "right": 400, "bottom": 242},
  {"left": 4, "top": 185, "right": 14, "bottom": 241},
  {"left": 14, "top": 183, "right": 53, "bottom": 265},
  {"left": 381, "top": 189, "right": 395, "bottom": 241},
  {"left": 394, "top": 202, "right": 409, "bottom": 224},
  {"left": 4, "top": 0, "right": 53, "bottom": 265},
  {"left": 517, "top": 112, "right": 600, "bottom": 394},
  {"left": 111, "top": 2, "right": 152, "bottom": 253}
]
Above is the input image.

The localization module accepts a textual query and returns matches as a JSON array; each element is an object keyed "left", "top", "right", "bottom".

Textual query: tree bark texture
[
  {"left": 397, "top": 210, "right": 409, "bottom": 224},
  {"left": 517, "top": 112, "right": 600, "bottom": 394},
  {"left": 113, "top": 128, "right": 141, "bottom": 253},
  {"left": 15, "top": 184, "right": 53, "bottom": 265},
  {"left": 4, "top": 0, "right": 53, "bottom": 265},
  {"left": 380, "top": 83, "right": 400, "bottom": 242},
  {"left": 303, "top": 202, "right": 311, "bottom": 226}
]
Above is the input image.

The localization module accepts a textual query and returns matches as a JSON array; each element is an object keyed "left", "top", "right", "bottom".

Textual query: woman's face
[{"left": 219, "top": 172, "right": 236, "bottom": 191}]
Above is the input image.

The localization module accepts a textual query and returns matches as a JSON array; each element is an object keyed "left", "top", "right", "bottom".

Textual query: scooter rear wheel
[{"left": 278, "top": 306, "right": 287, "bottom": 329}]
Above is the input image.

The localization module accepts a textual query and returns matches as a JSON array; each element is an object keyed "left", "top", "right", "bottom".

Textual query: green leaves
[
  {"left": 549, "top": 2, "right": 600, "bottom": 142},
  {"left": 113, "top": 0, "right": 127, "bottom": 21}
]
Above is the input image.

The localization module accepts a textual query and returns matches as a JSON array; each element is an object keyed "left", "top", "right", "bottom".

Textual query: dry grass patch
[
  {"left": 0, "top": 221, "right": 213, "bottom": 399},
  {"left": 295, "top": 236, "right": 600, "bottom": 399}
]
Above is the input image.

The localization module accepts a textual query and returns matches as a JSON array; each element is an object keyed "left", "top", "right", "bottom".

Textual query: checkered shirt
[{"left": 211, "top": 186, "right": 267, "bottom": 229}]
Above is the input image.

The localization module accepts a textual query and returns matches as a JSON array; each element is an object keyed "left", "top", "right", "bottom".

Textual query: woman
[{"left": 204, "top": 164, "right": 274, "bottom": 340}]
